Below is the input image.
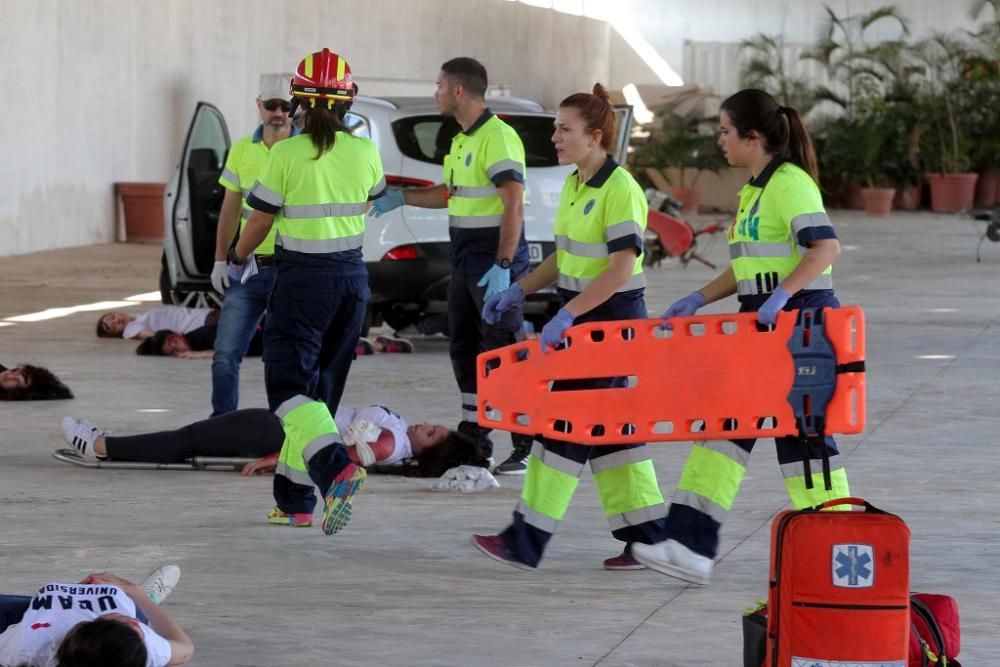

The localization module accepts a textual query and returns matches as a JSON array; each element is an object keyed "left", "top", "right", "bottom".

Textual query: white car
[{"left": 162, "top": 96, "right": 633, "bottom": 332}]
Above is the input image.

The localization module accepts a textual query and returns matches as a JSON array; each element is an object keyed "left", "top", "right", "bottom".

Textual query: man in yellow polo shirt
[
  {"left": 369, "top": 57, "right": 534, "bottom": 469},
  {"left": 209, "top": 73, "right": 298, "bottom": 416}
]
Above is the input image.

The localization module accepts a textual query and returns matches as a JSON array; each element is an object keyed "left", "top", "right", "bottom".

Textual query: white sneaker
[
  {"left": 141, "top": 563, "right": 181, "bottom": 605},
  {"left": 60, "top": 417, "right": 102, "bottom": 461},
  {"left": 631, "top": 539, "right": 714, "bottom": 585}
]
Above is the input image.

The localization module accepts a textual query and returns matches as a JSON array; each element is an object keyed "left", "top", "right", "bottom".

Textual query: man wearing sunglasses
[{"left": 209, "top": 73, "right": 299, "bottom": 416}]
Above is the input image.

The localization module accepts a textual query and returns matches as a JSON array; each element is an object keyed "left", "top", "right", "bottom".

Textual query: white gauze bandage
[{"left": 344, "top": 418, "right": 381, "bottom": 467}]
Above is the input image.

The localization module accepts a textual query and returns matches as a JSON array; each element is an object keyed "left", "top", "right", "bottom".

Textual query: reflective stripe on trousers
[
  {"left": 501, "top": 439, "right": 669, "bottom": 567},
  {"left": 665, "top": 435, "right": 850, "bottom": 559},
  {"left": 271, "top": 395, "right": 351, "bottom": 515}
]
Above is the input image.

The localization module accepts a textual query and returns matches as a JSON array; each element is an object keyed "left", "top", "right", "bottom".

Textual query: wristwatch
[
  {"left": 495, "top": 257, "right": 511, "bottom": 269},
  {"left": 227, "top": 247, "right": 247, "bottom": 266}
]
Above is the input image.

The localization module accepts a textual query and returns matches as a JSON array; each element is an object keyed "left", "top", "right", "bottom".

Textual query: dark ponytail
[
  {"left": 720, "top": 89, "right": 819, "bottom": 182},
  {"left": 300, "top": 102, "right": 350, "bottom": 158}
]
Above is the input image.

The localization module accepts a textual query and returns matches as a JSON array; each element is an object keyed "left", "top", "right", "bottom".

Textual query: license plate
[{"left": 528, "top": 242, "right": 543, "bottom": 263}]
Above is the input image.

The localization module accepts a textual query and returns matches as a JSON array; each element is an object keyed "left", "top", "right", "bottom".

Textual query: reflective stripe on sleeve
[
  {"left": 790, "top": 212, "right": 833, "bottom": 235},
  {"left": 221, "top": 167, "right": 240, "bottom": 187},
  {"left": 369, "top": 176, "right": 387, "bottom": 199},
  {"left": 249, "top": 181, "right": 283, "bottom": 207},
  {"left": 605, "top": 220, "right": 643, "bottom": 243},
  {"left": 487, "top": 159, "right": 524, "bottom": 180}
]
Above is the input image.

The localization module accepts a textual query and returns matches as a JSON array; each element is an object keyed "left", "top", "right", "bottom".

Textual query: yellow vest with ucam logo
[
  {"left": 729, "top": 159, "right": 834, "bottom": 297},
  {"left": 553, "top": 156, "right": 646, "bottom": 293}
]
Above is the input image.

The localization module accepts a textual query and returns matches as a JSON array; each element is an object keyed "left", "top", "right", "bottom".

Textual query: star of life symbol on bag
[{"left": 832, "top": 543, "right": 874, "bottom": 588}]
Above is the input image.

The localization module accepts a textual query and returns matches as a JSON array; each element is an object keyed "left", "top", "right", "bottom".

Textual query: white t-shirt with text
[{"left": 0, "top": 582, "right": 172, "bottom": 667}]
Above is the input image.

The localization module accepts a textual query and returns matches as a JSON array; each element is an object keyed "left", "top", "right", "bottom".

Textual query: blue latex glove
[
  {"left": 482, "top": 283, "right": 524, "bottom": 325},
  {"left": 659, "top": 291, "right": 707, "bottom": 329},
  {"left": 226, "top": 263, "right": 243, "bottom": 284},
  {"left": 757, "top": 286, "right": 792, "bottom": 325},
  {"left": 476, "top": 264, "right": 511, "bottom": 301},
  {"left": 540, "top": 308, "right": 575, "bottom": 353},
  {"left": 368, "top": 189, "right": 405, "bottom": 218}
]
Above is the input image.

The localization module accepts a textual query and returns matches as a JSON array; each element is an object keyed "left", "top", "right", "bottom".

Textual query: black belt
[{"left": 254, "top": 254, "right": 274, "bottom": 269}]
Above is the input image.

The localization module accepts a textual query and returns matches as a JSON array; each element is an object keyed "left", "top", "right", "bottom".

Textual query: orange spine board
[{"left": 477, "top": 307, "right": 865, "bottom": 445}]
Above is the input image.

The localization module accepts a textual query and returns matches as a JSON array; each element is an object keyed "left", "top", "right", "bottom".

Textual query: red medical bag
[
  {"left": 765, "top": 497, "right": 911, "bottom": 666},
  {"left": 909, "top": 593, "right": 962, "bottom": 666}
]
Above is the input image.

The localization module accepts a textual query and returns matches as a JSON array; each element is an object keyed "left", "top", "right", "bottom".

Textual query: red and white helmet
[{"left": 290, "top": 48, "right": 355, "bottom": 108}]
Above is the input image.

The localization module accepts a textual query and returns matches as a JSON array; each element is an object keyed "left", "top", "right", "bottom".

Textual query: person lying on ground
[
  {"left": 0, "top": 363, "right": 73, "bottom": 401},
  {"left": 355, "top": 334, "right": 415, "bottom": 356},
  {"left": 0, "top": 563, "right": 193, "bottom": 667},
  {"left": 60, "top": 405, "right": 486, "bottom": 478},
  {"left": 97, "top": 306, "right": 218, "bottom": 340},
  {"left": 135, "top": 325, "right": 263, "bottom": 359}
]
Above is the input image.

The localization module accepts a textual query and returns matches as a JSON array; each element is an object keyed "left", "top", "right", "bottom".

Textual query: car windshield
[{"left": 391, "top": 114, "right": 558, "bottom": 167}]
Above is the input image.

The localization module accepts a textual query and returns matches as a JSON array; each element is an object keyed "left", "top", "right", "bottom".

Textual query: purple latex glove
[
  {"left": 659, "top": 291, "right": 707, "bottom": 330},
  {"left": 226, "top": 263, "right": 243, "bottom": 283},
  {"left": 757, "top": 286, "right": 792, "bottom": 325},
  {"left": 482, "top": 283, "right": 524, "bottom": 325},
  {"left": 540, "top": 308, "right": 575, "bottom": 353}
]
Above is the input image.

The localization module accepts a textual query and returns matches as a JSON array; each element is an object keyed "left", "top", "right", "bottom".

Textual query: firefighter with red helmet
[{"left": 230, "top": 48, "right": 387, "bottom": 535}]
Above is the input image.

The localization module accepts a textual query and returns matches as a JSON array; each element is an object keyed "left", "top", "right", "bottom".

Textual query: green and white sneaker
[{"left": 141, "top": 563, "right": 181, "bottom": 605}]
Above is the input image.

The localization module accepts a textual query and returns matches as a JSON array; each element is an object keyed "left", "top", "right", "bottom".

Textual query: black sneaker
[{"left": 495, "top": 443, "right": 531, "bottom": 475}]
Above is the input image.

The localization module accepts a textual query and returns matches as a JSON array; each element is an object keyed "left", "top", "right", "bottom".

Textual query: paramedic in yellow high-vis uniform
[
  {"left": 469, "top": 84, "right": 671, "bottom": 571},
  {"left": 632, "top": 88, "right": 851, "bottom": 585}
]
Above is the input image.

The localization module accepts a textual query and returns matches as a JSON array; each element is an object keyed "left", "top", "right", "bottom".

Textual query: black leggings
[{"left": 104, "top": 409, "right": 284, "bottom": 464}]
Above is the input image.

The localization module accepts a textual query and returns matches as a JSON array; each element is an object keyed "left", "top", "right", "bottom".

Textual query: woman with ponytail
[
  {"left": 632, "top": 89, "right": 850, "bottom": 584},
  {"left": 472, "top": 84, "right": 671, "bottom": 571},
  {"left": 230, "top": 49, "right": 387, "bottom": 535}
]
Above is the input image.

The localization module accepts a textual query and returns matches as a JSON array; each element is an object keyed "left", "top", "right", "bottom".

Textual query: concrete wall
[{"left": 0, "top": 0, "right": 620, "bottom": 256}]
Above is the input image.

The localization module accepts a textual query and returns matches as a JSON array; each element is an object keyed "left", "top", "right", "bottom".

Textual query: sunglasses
[{"left": 262, "top": 99, "right": 292, "bottom": 113}]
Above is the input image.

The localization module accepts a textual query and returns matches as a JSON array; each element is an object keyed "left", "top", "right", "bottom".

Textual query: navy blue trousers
[{"left": 264, "top": 262, "right": 368, "bottom": 514}]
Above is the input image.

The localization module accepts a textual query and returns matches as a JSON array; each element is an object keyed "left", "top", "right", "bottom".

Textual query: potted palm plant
[
  {"left": 915, "top": 34, "right": 979, "bottom": 212},
  {"left": 964, "top": 0, "right": 1000, "bottom": 206}
]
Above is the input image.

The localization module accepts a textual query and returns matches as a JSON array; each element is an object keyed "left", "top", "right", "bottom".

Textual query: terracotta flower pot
[
  {"left": 974, "top": 169, "right": 999, "bottom": 207},
  {"left": 893, "top": 185, "right": 922, "bottom": 211},
  {"left": 842, "top": 183, "right": 866, "bottom": 210},
  {"left": 670, "top": 185, "right": 702, "bottom": 216},
  {"left": 115, "top": 182, "right": 166, "bottom": 243},
  {"left": 861, "top": 187, "right": 895, "bottom": 217},
  {"left": 926, "top": 173, "right": 979, "bottom": 213}
]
